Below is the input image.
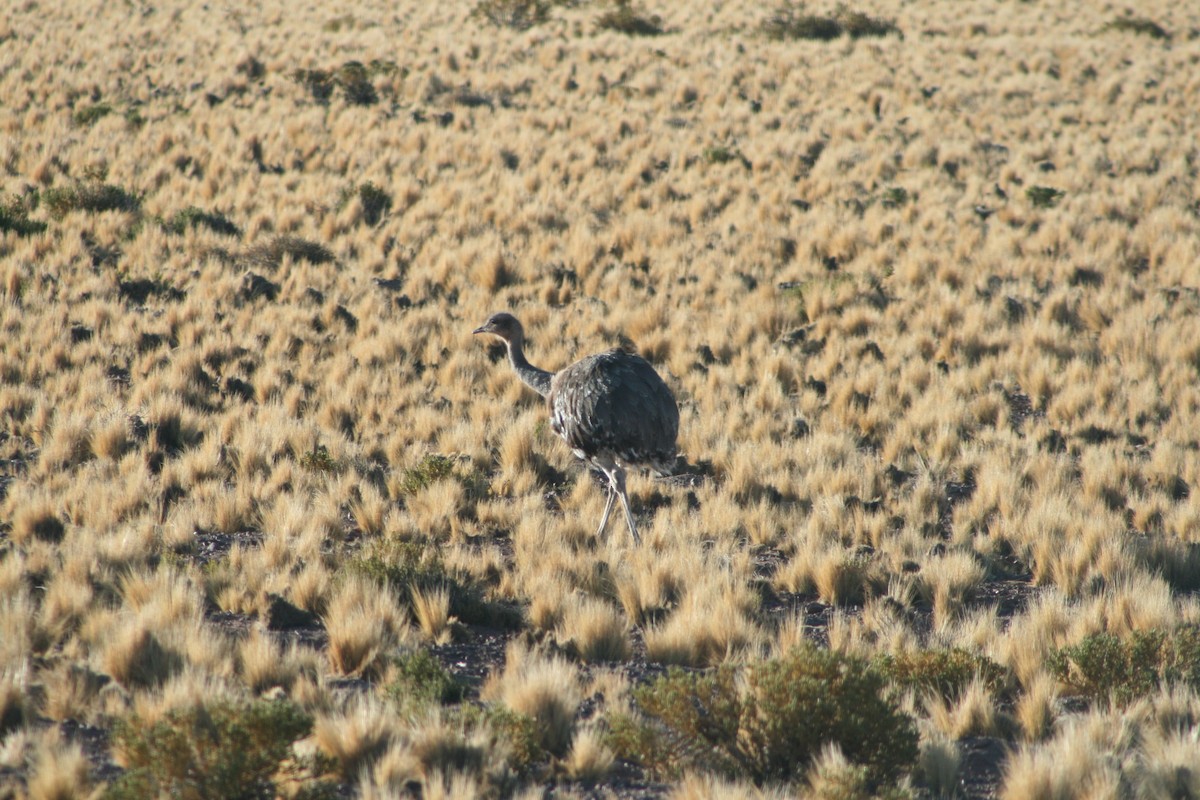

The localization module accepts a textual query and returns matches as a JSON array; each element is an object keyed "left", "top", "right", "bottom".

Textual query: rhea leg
[
  {"left": 608, "top": 466, "right": 640, "bottom": 545},
  {"left": 595, "top": 486, "right": 617, "bottom": 538},
  {"left": 593, "top": 460, "right": 640, "bottom": 545}
]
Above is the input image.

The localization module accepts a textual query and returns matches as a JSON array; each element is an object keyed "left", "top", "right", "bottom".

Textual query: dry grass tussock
[{"left": 3, "top": 0, "right": 1200, "bottom": 793}]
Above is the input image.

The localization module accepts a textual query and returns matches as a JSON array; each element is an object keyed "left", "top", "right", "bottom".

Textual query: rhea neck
[{"left": 505, "top": 333, "right": 553, "bottom": 398}]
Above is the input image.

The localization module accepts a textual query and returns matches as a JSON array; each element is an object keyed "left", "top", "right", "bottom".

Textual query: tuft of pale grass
[
  {"left": 405, "top": 711, "right": 496, "bottom": 784},
  {"left": 564, "top": 721, "right": 614, "bottom": 782},
  {"left": 805, "top": 743, "right": 873, "bottom": 800},
  {"left": 237, "top": 630, "right": 300, "bottom": 694},
  {"left": 412, "top": 584, "right": 454, "bottom": 644},
  {"left": 919, "top": 550, "right": 986, "bottom": 626},
  {"left": 482, "top": 642, "right": 581, "bottom": 757},
  {"left": 925, "top": 676, "right": 1004, "bottom": 739},
  {"left": 558, "top": 595, "right": 632, "bottom": 663},
  {"left": 26, "top": 732, "right": 93, "bottom": 800},
  {"left": 669, "top": 772, "right": 793, "bottom": 800},
  {"left": 643, "top": 566, "right": 761, "bottom": 667},
  {"left": 313, "top": 695, "right": 396, "bottom": 781},
  {"left": 98, "top": 622, "right": 182, "bottom": 690},
  {"left": 1000, "top": 712, "right": 1134, "bottom": 800},
  {"left": 1, "top": 663, "right": 32, "bottom": 735},
  {"left": 1015, "top": 673, "right": 1058, "bottom": 742},
  {"left": 323, "top": 575, "right": 409, "bottom": 677},
  {"left": 918, "top": 732, "right": 961, "bottom": 799},
  {"left": 39, "top": 662, "right": 107, "bottom": 724},
  {"left": 9, "top": 493, "right": 66, "bottom": 545}
]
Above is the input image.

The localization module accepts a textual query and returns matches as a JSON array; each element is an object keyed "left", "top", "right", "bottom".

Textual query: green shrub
[
  {"left": 337, "top": 182, "right": 392, "bottom": 226},
  {"left": 472, "top": 0, "right": 551, "bottom": 30},
  {"left": 41, "top": 182, "right": 140, "bottom": 218},
  {"left": 596, "top": 0, "right": 663, "bottom": 36},
  {"left": 876, "top": 648, "right": 1009, "bottom": 701},
  {"left": 838, "top": 8, "right": 901, "bottom": 39},
  {"left": 242, "top": 235, "right": 334, "bottom": 268},
  {"left": 763, "top": 4, "right": 899, "bottom": 41},
  {"left": 104, "top": 698, "right": 331, "bottom": 800},
  {"left": 0, "top": 197, "right": 46, "bottom": 237},
  {"left": 292, "top": 68, "right": 335, "bottom": 102},
  {"left": 763, "top": 6, "right": 840, "bottom": 41},
  {"left": 72, "top": 102, "right": 113, "bottom": 126},
  {"left": 1026, "top": 185, "right": 1065, "bottom": 209},
  {"left": 333, "top": 61, "right": 377, "bottom": 105},
  {"left": 457, "top": 704, "right": 545, "bottom": 774},
  {"left": 163, "top": 206, "right": 241, "bottom": 237},
  {"left": 881, "top": 186, "right": 908, "bottom": 208},
  {"left": 610, "top": 647, "right": 918, "bottom": 786},
  {"left": 299, "top": 443, "right": 339, "bottom": 474},
  {"left": 1101, "top": 16, "right": 1168, "bottom": 40},
  {"left": 292, "top": 60, "right": 393, "bottom": 105},
  {"left": 399, "top": 454, "right": 457, "bottom": 494},
  {"left": 398, "top": 453, "right": 488, "bottom": 498},
  {"left": 387, "top": 648, "right": 466, "bottom": 710},
  {"left": 1049, "top": 627, "right": 1200, "bottom": 706}
]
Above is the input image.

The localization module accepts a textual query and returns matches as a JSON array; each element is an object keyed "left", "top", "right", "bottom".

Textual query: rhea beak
[{"left": 472, "top": 325, "right": 488, "bottom": 335}]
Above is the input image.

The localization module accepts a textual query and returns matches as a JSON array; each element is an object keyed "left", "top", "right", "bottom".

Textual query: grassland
[{"left": 3, "top": 0, "right": 1200, "bottom": 796}]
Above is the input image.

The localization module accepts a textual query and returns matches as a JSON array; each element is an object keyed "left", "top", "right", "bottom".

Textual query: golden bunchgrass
[
  {"left": 4, "top": 0, "right": 1200, "bottom": 791},
  {"left": 313, "top": 695, "right": 396, "bottom": 780},
  {"left": 481, "top": 642, "right": 581, "bottom": 757},
  {"left": 25, "top": 731, "right": 94, "bottom": 800}
]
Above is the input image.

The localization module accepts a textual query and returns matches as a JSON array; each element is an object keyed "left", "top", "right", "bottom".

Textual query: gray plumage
[{"left": 473, "top": 312, "right": 678, "bottom": 544}]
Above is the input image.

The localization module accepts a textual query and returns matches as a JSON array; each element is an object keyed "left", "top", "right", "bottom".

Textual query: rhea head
[{"left": 472, "top": 312, "right": 524, "bottom": 345}]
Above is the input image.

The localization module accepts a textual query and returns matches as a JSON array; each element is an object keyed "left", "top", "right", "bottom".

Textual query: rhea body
[{"left": 473, "top": 312, "right": 679, "bottom": 544}]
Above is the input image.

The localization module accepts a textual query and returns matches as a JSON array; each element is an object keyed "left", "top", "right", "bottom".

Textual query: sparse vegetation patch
[
  {"left": 472, "top": 0, "right": 552, "bottom": 30},
  {"left": 596, "top": 0, "right": 663, "bottom": 36},
  {"left": 609, "top": 647, "right": 918, "bottom": 785},
  {"left": 763, "top": 3, "right": 899, "bottom": 41},
  {"left": 1026, "top": 185, "right": 1066, "bottom": 209},
  {"left": 105, "top": 698, "right": 330, "bottom": 799},
  {"left": 163, "top": 206, "right": 241, "bottom": 237},
  {"left": 1049, "top": 627, "right": 1200, "bottom": 706},
  {"left": 40, "top": 182, "right": 140, "bottom": 218},
  {"left": 0, "top": 196, "right": 45, "bottom": 237},
  {"left": 1101, "top": 15, "right": 1169, "bottom": 39}
]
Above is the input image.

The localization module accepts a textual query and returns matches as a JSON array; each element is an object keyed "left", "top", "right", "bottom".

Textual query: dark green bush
[
  {"left": 1026, "top": 185, "right": 1065, "bottom": 209},
  {"left": 333, "top": 61, "right": 377, "bottom": 105},
  {"left": 610, "top": 647, "right": 918, "bottom": 786},
  {"left": 398, "top": 453, "right": 488, "bottom": 498},
  {"left": 763, "top": 4, "right": 899, "bottom": 41},
  {"left": 876, "top": 648, "right": 1009, "bottom": 701},
  {"left": 1049, "top": 626, "right": 1200, "bottom": 706},
  {"left": 462, "top": 705, "right": 545, "bottom": 773},
  {"left": 164, "top": 206, "right": 241, "bottom": 237},
  {"left": 839, "top": 9, "right": 901, "bottom": 39},
  {"left": 104, "top": 698, "right": 331, "bottom": 800},
  {"left": 338, "top": 182, "right": 392, "bottom": 226},
  {"left": 1101, "top": 16, "right": 1168, "bottom": 40},
  {"left": 386, "top": 648, "right": 466, "bottom": 709},
  {"left": 881, "top": 186, "right": 908, "bottom": 208},
  {"left": 596, "top": 0, "right": 663, "bottom": 36},
  {"left": 0, "top": 197, "right": 46, "bottom": 237},
  {"left": 41, "top": 182, "right": 140, "bottom": 218},
  {"left": 298, "top": 443, "right": 339, "bottom": 474},
  {"left": 72, "top": 102, "right": 113, "bottom": 126},
  {"left": 472, "top": 0, "right": 551, "bottom": 30},
  {"left": 292, "top": 60, "right": 394, "bottom": 105},
  {"left": 241, "top": 235, "right": 334, "bottom": 268}
]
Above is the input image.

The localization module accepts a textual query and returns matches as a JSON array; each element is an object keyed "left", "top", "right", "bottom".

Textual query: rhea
[{"left": 473, "top": 312, "right": 679, "bottom": 544}]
